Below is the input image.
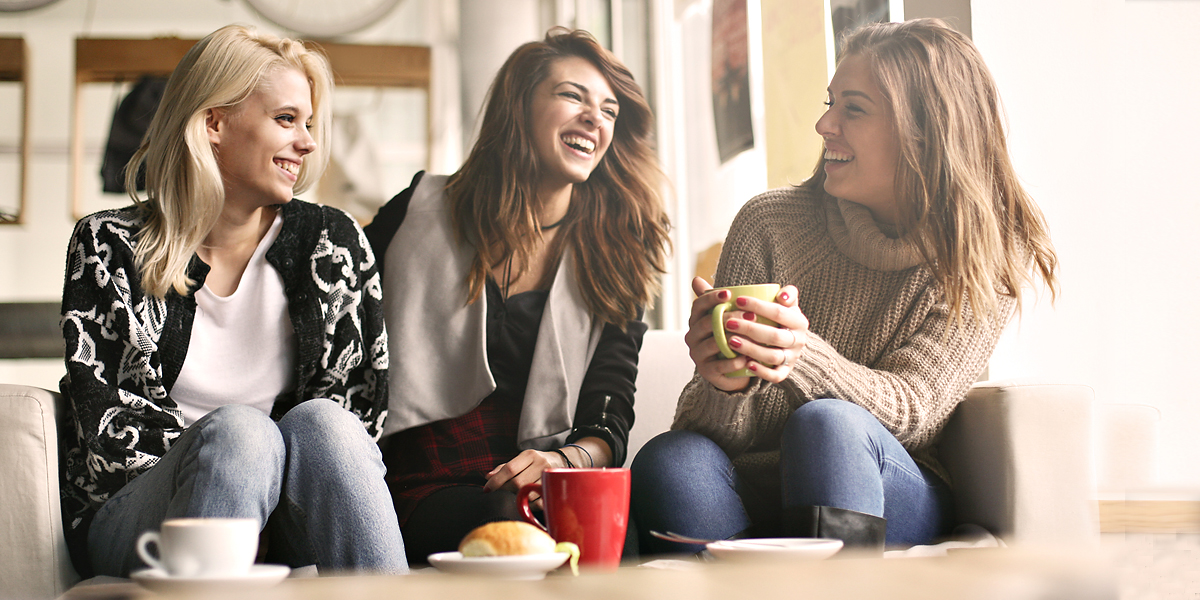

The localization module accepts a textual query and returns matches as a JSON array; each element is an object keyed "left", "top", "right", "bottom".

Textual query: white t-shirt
[{"left": 173, "top": 214, "right": 298, "bottom": 426}]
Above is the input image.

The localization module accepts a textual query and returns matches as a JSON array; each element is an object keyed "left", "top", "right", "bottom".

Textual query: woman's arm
[
  {"left": 482, "top": 315, "right": 644, "bottom": 492},
  {"left": 566, "top": 316, "right": 644, "bottom": 466},
  {"left": 779, "top": 292, "right": 1012, "bottom": 448},
  {"left": 304, "top": 207, "right": 390, "bottom": 439},
  {"left": 60, "top": 212, "right": 185, "bottom": 508}
]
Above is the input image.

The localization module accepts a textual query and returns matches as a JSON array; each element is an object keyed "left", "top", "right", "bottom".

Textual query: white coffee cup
[{"left": 136, "top": 518, "right": 259, "bottom": 577}]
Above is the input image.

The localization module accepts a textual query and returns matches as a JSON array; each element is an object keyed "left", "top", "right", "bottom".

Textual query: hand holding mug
[
  {"left": 517, "top": 468, "right": 630, "bottom": 571},
  {"left": 685, "top": 277, "right": 809, "bottom": 391}
]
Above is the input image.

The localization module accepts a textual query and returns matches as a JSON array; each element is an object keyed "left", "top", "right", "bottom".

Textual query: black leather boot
[{"left": 781, "top": 505, "right": 886, "bottom": 554}]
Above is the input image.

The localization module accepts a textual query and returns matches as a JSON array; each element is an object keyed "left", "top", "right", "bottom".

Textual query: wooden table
[{"left": 60, "top": 546, "right": 1117, "bottom": 600}]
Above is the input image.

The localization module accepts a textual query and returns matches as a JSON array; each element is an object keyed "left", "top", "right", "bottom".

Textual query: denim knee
[
  {"left": 277, "top": 399, "right": 372, "bottom": 451},
  {"left": 632, "top": 430, "right": 727, "bottom": 479},
  {"left": 277, "top": 398, "right": 383, "bottom": 489},
  {"left": 782, "top": 399, "right": 877, "bottom": 448},
  {"left": 188, "top": 405, "right": 286, "bottom": 518},
  {"left": 197, "top": 404, "right": 286, "bottom": 466}
]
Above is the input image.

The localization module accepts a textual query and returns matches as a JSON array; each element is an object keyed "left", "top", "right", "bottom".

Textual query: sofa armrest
[
  {"left": 938, "top": 380, "right": 1098, "bottom": 545},
  {"left": 0, "top": 384, "right": 80, "bottom": 597}
]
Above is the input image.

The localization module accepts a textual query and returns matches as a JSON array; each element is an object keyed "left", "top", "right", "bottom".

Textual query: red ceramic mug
[{"left": 517, "top": 467, "right": 631, "bottom": 571}]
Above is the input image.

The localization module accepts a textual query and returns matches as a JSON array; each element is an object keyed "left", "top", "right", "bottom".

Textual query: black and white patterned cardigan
[{"left": 58, "top": 199, "right": 389, "bottom": 571}]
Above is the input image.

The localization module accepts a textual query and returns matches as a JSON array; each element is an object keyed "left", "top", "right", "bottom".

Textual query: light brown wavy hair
[
  {"left": 127, "top": 24, "right": 333, "bottom": 298},
  {"left": 447, "top": 28, "right": 671, "bottom": 327},
  {"left": 805, "top": 18, "right": 1058, "bottom": 321}
]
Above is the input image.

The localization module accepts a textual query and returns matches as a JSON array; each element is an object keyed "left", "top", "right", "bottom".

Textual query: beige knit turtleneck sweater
[{"left": 672, "top": 185, "right": 1014, "bottom": 487}]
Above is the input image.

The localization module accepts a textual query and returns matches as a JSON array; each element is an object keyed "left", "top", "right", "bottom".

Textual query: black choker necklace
[{"left": 539, "top": 216, "right": 567, "bottom": 231}]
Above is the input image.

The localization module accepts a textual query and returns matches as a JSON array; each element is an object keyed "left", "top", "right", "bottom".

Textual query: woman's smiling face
[
  {"left": 528, "top": 56, "right": 618, "bottom": 196},
  {"left": 208, "top": 67, "right": 316, "bottom": 210},
  {"left": 815, "top": 53, "right": 902, "bottom": 224}
]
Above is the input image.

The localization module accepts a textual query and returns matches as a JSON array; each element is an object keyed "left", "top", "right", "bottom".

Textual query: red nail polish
[
  {"left": 780, "top": 292, "right": 790, "bottom": 302},
  {"left": 719, "top": 290, "right": 730, "bottom": 300},
  {"left": 748, "top": 363, "right": 758, "bottom": 372},
  {"left": 736, "top": 297, "right": 748, "bottom": 307},
  {"left": 729, "top": 337, "right": 742, "bottom": 348},
  {"left": 727, "top": 320, "right": 739, "bottom": 330},
  {"left": 743, "top": 313, "right": 755, "bottom": 322}
]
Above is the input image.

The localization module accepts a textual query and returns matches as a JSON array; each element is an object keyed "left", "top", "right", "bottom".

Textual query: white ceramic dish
[
  {"left": 426, "top": 552, "right": 569, "bottom": 580},
  {"left": 706, "top": 538, "right": 843, "bottom": 561},
  {"left": 130, "top": 564, "right": 291, "bottom": 593}
]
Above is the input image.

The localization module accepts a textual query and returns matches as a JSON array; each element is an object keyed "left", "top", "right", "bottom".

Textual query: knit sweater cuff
[
  {"left": 672, "top": 375, "right": 766, "bottom": 455},
  {"left": 786, "top": 331, "right": 840, "bottom": 400}
]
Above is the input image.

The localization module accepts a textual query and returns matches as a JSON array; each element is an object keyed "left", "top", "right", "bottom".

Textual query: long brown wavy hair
[
  {"left": 446, "top": 28, "right": 671, "bottom": 326},
  {"left": 804, "top": 18, "right": 1058, "bottom": 321}
]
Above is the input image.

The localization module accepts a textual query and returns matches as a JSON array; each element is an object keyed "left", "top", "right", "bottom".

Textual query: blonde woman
[
  {"left": 59, "top": 25, "right": 405, "bottom": 577},
  {"left": 632, "top": 19, "right": 1057, "bottom": 552},
  {"left": 364, "top": 29, "right": 669, "bottom": 562}
]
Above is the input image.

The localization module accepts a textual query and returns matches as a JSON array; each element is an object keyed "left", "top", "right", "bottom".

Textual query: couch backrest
[{"left": 627, "top": 330, "right": 693, "bottom": 466}]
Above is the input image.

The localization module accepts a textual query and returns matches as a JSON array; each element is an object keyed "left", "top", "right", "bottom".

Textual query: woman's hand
[
  {"left": 685, "top": 276, "right": 809, "bottom": 391},
  {"left": 484, "top": 449, "right": 563, "bottom": 500},
  {"left": 483, "top": 438, "right": 610, "bottom": 508}
]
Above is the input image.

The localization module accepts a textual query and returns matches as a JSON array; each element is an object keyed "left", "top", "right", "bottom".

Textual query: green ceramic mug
[{"left": 710, "top": 283, "right": 781, "bottom": 377}]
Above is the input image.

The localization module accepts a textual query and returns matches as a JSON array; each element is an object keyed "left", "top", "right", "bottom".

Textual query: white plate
[
  {"left": 130, "top": 564, "right": 291, "bottom": 593},
  {"left": 427, "top": 552, "right": 569, "bottom": 580},
  {"left": 706, "top": 538, "right": 843, "bottom": 561}
]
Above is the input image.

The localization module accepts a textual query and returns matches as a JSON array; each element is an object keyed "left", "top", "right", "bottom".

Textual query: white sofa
[{"left": 0, "top": 330, "right": 1098, "bottom": 598}]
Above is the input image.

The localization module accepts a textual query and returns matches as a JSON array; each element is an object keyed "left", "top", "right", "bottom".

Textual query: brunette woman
[{"left": 364, "top": 28, "right": 669, "bottom": 562}]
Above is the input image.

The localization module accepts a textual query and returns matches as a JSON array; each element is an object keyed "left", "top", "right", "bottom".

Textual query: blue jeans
[
  {"left": 88, "top": 400, "right": 408, "bottom": 576},
  {"left": 631, "top": 399, "right": 952, "bottom": 554}
]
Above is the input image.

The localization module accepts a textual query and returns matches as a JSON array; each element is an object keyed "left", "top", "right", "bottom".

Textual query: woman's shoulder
[
  {"left": 281, "top": 199, "right": 364, "bottom": 239},
  {"left": 741, "top": 185, "right": 824, "bottom": 216},
  {"left": 71, "top": 205, "right": 145, "bottom": 250},
  {"left": 729, "top": 185, "right": 826, "bottom": 237}
]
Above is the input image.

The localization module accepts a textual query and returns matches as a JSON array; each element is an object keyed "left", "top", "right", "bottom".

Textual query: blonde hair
[
  {"left": 806, "top": 18, "right": 1058, "bottom": 320},
  {"left": 447, "top": 28, "right": 671, "bottom": 327},
  {"left": 127, "top": 24, "right": 333, "bottom": 298}
]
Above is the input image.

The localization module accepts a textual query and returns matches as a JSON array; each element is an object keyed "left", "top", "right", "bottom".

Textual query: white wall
[
  {"left": 973, "top": 0, "right": 1200, "bottom": 489},
  {"left": 656, "top": 0, "right": 768, "bottom": 329},
  {"left": 458, "top": 0, "right": 544, "bottom": 149}
]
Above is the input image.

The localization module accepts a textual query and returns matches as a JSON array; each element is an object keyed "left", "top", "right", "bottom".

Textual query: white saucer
[
  {"left": 427, "top": 552, "right": 569, "bottom": 580},
  {"left": 130, "top": 564, "right": 291, "bottom": 593},
  {"left": 706, "top": 538, "right": 843, "bottom": 561}
]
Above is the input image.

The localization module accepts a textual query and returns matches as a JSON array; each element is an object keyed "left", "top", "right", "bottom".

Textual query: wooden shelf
[
  {"left": 1, "top": 37, "right": 28, "bottom": 225},
  {"left": 1099, "top": 499, "right": 1200, "bottom": 534},
  {"left": 73, "top": 38, "right": 431, "bottom": 88},
  {"left": 71, "top": 37, "right": 431, "bottom": 220},
  {"left": 74, "top": 38, "right": 199, "bottom": 83},
  {"left": 0, "top": 38, "right": 25, "bottom": 82}
]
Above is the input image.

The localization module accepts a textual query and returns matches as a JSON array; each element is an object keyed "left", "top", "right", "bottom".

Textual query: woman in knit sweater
[{"left": 631, "top": 19, "right": 1058, "bottom": 552}]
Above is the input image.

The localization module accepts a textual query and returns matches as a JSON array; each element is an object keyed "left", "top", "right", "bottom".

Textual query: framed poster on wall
[{"left": 712, "top": 0, "right": 754, "bottom": 163}]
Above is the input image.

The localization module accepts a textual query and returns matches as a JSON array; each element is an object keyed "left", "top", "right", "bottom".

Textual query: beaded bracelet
[
  {"left": 564, "top": 443, "right": 594, "bottom": 468},
  {"left": 551, "top": 448, "right": 575, "bottom": 468}
]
